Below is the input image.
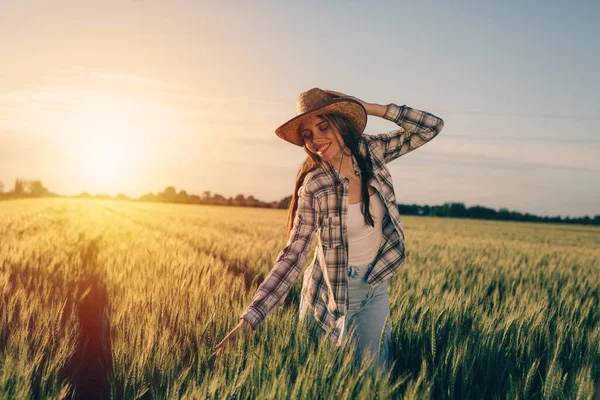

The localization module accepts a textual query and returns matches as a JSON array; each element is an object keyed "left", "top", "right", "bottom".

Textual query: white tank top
[{"left": 347, "top": 190, "right": 386, "bottom": 266}]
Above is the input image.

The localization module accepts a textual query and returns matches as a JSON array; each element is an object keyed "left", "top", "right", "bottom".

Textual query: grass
[{"left": 1, "top": 198, "right": 599, "bottom": 399}]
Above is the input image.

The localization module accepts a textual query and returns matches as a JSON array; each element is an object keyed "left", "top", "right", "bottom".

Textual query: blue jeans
[{"left": 299, "top": 263, "right": 392, "bottom": 370}]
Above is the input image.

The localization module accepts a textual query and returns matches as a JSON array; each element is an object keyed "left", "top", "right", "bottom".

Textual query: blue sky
[{"left": 0, "top": 0, "right": 598, "bottom": 217}]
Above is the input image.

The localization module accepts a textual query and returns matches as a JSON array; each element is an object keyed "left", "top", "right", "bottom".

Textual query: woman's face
[{"left": 299, "top": 115, "right": 345, "bottom": 162}]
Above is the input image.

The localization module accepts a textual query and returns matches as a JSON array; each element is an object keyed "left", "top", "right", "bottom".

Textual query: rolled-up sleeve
[
  {"left": 369, "top": 103, "right": 445, "bottom": 164},
  {"left": 239, "top": 179, "right": 318, "bottom": 330}
]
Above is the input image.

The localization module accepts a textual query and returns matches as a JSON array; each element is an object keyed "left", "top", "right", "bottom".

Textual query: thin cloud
[
  {"left": 435, "top": 108, "right": 600, "bottom": 121},
  {"left": 401, "top": 151, "right": 599, "bottom": 173},
  {"left": 0, "top": 90, "right": 78, "bottom": 112},
  {"left": 88, "top": 71, "right": 286, "bottom": 111},
  {"left": 440, "top": 133, "right": 600, "bottom": 144},
  {"left": 0, "top": 91, "right": 31, "bottom": 104},
  {"left": 0, "top": 72, "right": 286, "bottom": 134},
  {"left": 89, "top": 71, "right": 195, "bottom": 93}
]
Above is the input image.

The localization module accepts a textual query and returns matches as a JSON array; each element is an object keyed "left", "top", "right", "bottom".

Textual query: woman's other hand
[{"left": 214, "top": 319, "right": 254, "bottom": 356}]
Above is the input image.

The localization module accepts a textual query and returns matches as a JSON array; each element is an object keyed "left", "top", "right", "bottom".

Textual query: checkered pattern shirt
[{"left": 240, "top": 103, "right": 444, "bottom": 344}]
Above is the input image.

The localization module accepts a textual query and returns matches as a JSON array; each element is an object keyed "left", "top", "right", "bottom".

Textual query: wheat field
[{"left": 1, "top": 198, "right": 599, "bottom": 399}]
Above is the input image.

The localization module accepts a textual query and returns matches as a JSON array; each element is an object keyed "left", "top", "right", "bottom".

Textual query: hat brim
[{"left": 275, "top": 98, "right": 367, "bottom": 147}]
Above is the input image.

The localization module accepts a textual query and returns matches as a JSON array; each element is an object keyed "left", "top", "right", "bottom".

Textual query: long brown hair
[{"left": 285, "top": 112, "right": 375, "bottom": 242}]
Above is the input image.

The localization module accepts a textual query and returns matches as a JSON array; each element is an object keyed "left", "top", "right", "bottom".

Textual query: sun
[
  {"left": 84, "top": 139, "right": 128, "bottom": 181},
  {"left": 61, "top": 95, "right": 154, "bottom": 194},
  {"left": 71, "top": 131, "right": 136, "bottom": 195}
]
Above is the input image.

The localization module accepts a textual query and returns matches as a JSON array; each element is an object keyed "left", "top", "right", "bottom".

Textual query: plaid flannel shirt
[{"left": 240, "top": 103, "right": 444, "bottom": 345}]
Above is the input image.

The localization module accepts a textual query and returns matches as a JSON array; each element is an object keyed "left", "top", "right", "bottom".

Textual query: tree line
[{"left": 1, "top": 178, "right": 598, "bottom": 226}]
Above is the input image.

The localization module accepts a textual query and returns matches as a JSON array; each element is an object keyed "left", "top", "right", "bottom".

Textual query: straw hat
[{"left": 275, "top": 88, "right": 368, "bottom": 147}]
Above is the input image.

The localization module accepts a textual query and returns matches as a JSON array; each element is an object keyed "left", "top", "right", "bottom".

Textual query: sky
[{"left": 0, "top": 0, "right": 598, "bottom": 217}]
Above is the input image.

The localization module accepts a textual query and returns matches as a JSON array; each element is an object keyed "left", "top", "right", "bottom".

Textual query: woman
[{"left": 215, "top": 87, "right": 444, "bottom": 370}]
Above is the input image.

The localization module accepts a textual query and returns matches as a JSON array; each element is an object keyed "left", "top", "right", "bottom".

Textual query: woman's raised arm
[
  {"left": 368, "top": 103, "right": 445, "bottom": 164},
  {"left": 321, "top": 90, "right": 444, "bottom": 164}
]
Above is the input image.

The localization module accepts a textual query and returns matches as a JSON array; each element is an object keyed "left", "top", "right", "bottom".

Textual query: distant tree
[
  {"left": 203, "top": 191, "right": 211, "bottom": 200},
  {"left": 246, "top": 195, "right": 259, "bottom": 207},
  {"left": 523, "top": 212, "right": 534, "bottom": 222},
  {"left": 549, "top": 215, "right": 562, "bottom": 223},
  {"left": 398, "top": 203, "right": 422, "bottom": 216},
  {"left": 175, "top": 190, "right": 189, "bottom": 204},
  {"left": 468, "top": 205, "right": 497, "bottom": 220},
  {"left": 0, "top": 180, "right": 3, "bottom": 194},
  {"left": 434, "top": 202, "right": 468, "bottom": 218},
  {"left": 140, "top": 192, "right": 156, "bottom": 201},
  {"left": 14, "top": 179, "right": 24, "bottom": 194},
  {"left": 190, "top": 194, "right": 201, "bottom": 204},
  {"left": 451, "top": 202, "right": 468, "bottom": 217},
  {"left": 213, "top": 193, "right": 226, "bottom": 205},
  {"left": 116, "top": 193, "right": 129, "bottom": 201},
  {"left": 158, "top": 186, "right": 177, "bottom": 202},
  {"left": 498, "top": 208, "right": 510, "bottom": 220},
  {"left": 509, "top": 211, "right": 522, "bottom": 221},
  {"left": 80, "top": 192, "right": 90, "bottom": 198},
  {"left": 30, "top": 180, "right": 48, "bottom": 197},
  {"left": 234, "top": 194, "right": 246, "bottom": 206}
]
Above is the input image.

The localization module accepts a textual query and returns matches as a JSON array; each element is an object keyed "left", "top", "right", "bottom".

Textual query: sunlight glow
[
  {"left": 60, "top": 94, "right": 160, "bottom": 194},
  {"left": 85, "top": 139, "right": 128, "bottom": 182}
]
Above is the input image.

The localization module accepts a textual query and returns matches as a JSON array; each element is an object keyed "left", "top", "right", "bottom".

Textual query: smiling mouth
[{"left": 316, "top": 142, "right": 331, "bottom": 152}]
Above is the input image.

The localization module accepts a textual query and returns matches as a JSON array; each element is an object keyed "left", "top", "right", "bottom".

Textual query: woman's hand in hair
[
  {"left": 214, "top": 318, "right": 255, "bottom": 356},
  {"left": 323, "top": 89, "right": 387, "bottom": 118}
]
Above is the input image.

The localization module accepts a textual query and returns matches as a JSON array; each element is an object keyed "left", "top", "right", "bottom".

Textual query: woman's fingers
[
  {"left": 214, "top": 319, "right": 256, "bottom": 357},
  {"left": 324, "top": 89, "right": 362, "bottom": 103},
  {"left": 324, "top": 89, "right": 369, "bottom": 110},
  {"left": 215, "top": 340, "right": 226, "bottom": 355},
  {"left": 215, "top": 345, "right": 224, "bottom": 356},
  {"left": 215, "top": 339, "right": 231, "bottom": 356},
  {"left": 215, "top": 333, "right": 233, "bottom": 355},
  {"left": 215, "top": 324, "right": 246, "bottom": 356},
  {"left": 216, "top": 336, "right": 228, "bottom": 349}
]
